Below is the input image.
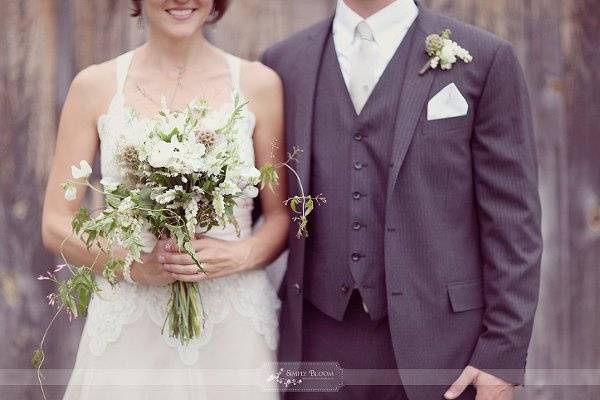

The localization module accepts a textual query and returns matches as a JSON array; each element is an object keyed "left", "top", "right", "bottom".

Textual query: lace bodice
[{"left": 86, "top": 50, "right": 280, "bottom": 365}]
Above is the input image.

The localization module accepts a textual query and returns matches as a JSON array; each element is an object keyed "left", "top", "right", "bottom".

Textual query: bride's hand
[
  {"left": 130, "top": 239, "right": 177, "bottom": 286},
  {"left": 161, "top": 234, "right": 254, "bottom": 282}
]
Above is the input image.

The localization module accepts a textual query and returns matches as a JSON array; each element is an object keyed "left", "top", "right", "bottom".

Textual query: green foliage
[
  {"left": 71, "top": 207, "right": 89, "bottom": 234},
  {"left": 57, "top": 267, "right": 98, "bottom": 318},
  {"left": 31, "top": 348, "right": 44, "bottom": 369},
  {"left": 259, "top": 163, "right": 279, "bottom": 192},
  {"left": 103, "top": 259, "right": 125, "bottom": 286}
]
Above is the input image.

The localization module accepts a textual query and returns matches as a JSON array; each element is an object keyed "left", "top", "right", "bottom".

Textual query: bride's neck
[{"left": 142, "top": 30, "right": 212, "bottom": 72}]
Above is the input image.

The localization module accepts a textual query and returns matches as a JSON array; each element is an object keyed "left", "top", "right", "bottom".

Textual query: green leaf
[
  {"left": 31, "top": 348, "right": 44, "bottom": 369},
  {"left": 305, "top": 198, "right": 314, "bottom": 216},
  {"left": 289, "top": 197, "right": 300, "bottom": 214},
  {"left": 105, "top": 194, "right": 121, "bottom": 209},
  {"left": 71, "top": 207, "right": 90, "bottom": 234}
]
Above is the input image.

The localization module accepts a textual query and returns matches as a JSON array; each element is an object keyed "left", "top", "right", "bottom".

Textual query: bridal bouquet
[
  {"left": 33, "top": 96, "right": 325, "bottom": 379},
  {"left": 67, "top": 95, "right": 262, "bottom": 343}
]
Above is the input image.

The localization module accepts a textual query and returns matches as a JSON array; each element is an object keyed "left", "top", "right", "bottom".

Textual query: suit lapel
[
  {"left": 386, "top": 4, "right": 439, "bottom": 199},
  {"left": 290, "top": 18, "right": 332, "bottom": 196}
]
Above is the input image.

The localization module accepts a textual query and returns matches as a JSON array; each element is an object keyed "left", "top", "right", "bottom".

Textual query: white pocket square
[{"left": 427, "top": 83, "right": 468, "bottom": 121}]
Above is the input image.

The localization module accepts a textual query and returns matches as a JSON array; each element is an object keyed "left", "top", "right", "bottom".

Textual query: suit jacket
[{"left": 261, "top": 2, "right": 542, "bottom": 398}]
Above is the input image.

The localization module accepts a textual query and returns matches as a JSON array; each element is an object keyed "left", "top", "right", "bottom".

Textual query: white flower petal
[
  {"left": 100, "top": 177, "right": 121, "bottom": 191},
  {"left": 64, "top": 185, "right": 77, "bottom": 201},
  {"left": 71, "top": 160, "right": 92, "bottom": 179}
]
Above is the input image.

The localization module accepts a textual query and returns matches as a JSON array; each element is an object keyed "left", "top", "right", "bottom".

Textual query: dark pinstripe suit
[{"left": 261, "top": 2, "right": 542, "bottom": 399}]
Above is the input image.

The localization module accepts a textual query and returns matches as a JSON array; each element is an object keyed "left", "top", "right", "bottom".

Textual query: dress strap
[
  {"left": 115, "top": 51, "right": 135, "bottom": 94},
  {"left": 225, "top": 54, "right": 242, "bottom": 94}
]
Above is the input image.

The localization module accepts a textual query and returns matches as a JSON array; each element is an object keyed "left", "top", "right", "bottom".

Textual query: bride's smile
[
  {"left": 165, "top": 8, "right": 198, "bottom": 21},
  {"left": 143, "top": 0, "right": 213, "bottom": 38}
]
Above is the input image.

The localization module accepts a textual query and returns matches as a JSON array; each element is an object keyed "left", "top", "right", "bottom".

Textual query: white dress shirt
[{"left": 332, "top": 0, "right": 419, "bottom": 89}]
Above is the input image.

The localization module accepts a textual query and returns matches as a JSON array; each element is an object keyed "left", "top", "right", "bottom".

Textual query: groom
[{"left": 261, "top": 0, "right": 542, "bottom": 399}]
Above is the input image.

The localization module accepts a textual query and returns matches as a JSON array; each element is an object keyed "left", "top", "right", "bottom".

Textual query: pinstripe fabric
[
  {"left": 261, "top": 2, "right": 542, "bottom": 399},
  {"left": 305, "top": 29, "right": 415, "bottom": 322}
]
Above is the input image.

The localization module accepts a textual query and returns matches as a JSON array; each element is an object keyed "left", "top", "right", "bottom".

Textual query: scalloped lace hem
[{"left": 85, "top": 270, "right": 281, "bottom": 365}]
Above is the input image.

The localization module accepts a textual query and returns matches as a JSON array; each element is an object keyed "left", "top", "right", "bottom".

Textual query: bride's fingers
[
  {"left": 170, "top": 273, "right": 201, "bottom": 282},
  {"left": 162, "top": 263, "right": 199, "bottom": 275},
  {"left": 160, "top": 252, "right": 195, "bottom": 265},
  {"left": 171, "top": 268, "right": 229, "bottom": 282}
]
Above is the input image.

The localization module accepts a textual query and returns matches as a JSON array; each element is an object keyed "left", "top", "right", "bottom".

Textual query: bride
[{"left": 41, "top": 0, "right": 289, "bottom": 398}]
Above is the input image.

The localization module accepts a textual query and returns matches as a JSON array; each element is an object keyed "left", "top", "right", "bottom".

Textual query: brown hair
[{"left": 130, "top": 0, "right": 230, "bottom": 24}]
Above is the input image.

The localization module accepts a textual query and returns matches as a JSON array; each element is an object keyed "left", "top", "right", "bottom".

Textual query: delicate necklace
[{"left": 135, "top": 63, "right": 187, "bottom": 110}]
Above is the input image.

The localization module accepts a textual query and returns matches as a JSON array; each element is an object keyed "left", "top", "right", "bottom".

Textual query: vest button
[
  {"left": 351, "top": 252, "right": 361, "bottom": 262},
  {"left": 340, "top": 284, "right": 349, "bottom": 294},
  {"left": 293, "top": 283, "right": 302, "bottom": 295},
  {"left": 353, "top": 162, "right": 364, "bottom": 170},
  {"left": 352, "top": 191, "right": 362, "bottom": 200},
  {"left": 352, "top": 221, "right": 362, "bottom": 230},
  {"left": 353, "top": 132, "right": 363, "bottom": 141}
]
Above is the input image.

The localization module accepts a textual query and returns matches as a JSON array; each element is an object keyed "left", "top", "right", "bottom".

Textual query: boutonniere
[{"left": 419, "top": 29, "right": 473, "bottom": 75}]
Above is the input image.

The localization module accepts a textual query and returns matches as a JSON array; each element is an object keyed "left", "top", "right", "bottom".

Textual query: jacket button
[
  {"left": 353, "top": 132, "right": 363, "bottom": 141},
  {"left": 340, "top": 284, "right": 349, "bottom": 294},
  {"left": 293, "top": 283, "right": 302, "bottom": 295},
  {"left": 353, "top": 162, "right": 364, "bottom": 170},
  {"left": 352, "top": 221, "right": 362, "bottom": 230},
  {"left": 352, "top": 191, "right": 362, "bottom": 200},
  {"left": 351, "top": 252, "right": 361, "bottom": 262}
]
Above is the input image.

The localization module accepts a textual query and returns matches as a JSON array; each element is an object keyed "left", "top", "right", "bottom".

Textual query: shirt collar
[{"left": 333, "top": 0, "right": 418, "bottom": 49}]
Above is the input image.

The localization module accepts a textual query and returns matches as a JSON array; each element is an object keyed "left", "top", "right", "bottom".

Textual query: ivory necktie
[{"left": 348, "top": 21, "right": 379, "bottom": 114}]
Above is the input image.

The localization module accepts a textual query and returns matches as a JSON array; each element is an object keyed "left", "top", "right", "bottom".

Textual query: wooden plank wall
[{"left": 1, "top": 1, "right": 598, "bottom": 399}]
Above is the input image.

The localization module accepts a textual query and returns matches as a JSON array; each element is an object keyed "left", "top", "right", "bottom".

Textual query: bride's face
[{"left": 143, "top": 0, "right": 214, "bottom": 38}]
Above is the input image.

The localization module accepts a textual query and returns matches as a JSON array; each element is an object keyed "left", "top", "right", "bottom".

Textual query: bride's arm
[
  {"left": 41, "top": 65, "right": 115, "bottom": 270},
  {"left": 241, "top": 61, "right": 289, "bottom": 269},
  {"left": 41, "top": 63, "right": 173, "bottom": 286}
]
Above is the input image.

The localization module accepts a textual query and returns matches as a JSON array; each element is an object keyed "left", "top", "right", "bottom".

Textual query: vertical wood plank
[
  {"left": 563, "top": 0, "right": 600, "bottom": 398},
  {"left": 0, "top": 1, "right": 65, "bottom": 399},
  {"left": 209, "top": 0, "right": 336, "bottom": 60}
]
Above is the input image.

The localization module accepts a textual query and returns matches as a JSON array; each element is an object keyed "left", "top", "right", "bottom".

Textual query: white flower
[
  {"left": 148, "top": 140, "right": 175, "bottom": 169},
  {"left": 200, "top": 107, "right": 229, "bottom": 133},
  {"left": 100, "top": 177, "right": 121, "bottom": 191},
  {"left": 184, "top": 197, "right": 199, "bottom": 235},
  {"left": 439, "top": 41, "right": 458, "bottom": 65},
  {"left": 242, "top": 186, "right": 259, "bottom": 198},
  {"left": 62, "top": 182, "right": 77, "bottom": 201},
  {"left": 213, "top": 192, "right": 225, "bottom": 217},
  {"left": 190, "top": 99, "right": 209, "bottom": 114},
  {"left": 420, "top": 29, "right": 473, "bottom": 75},
  {"left": 71, "top": 160, "right": 92, "bottom": 179},
  {"left": 153, "top": 189, "right": 178, "bottom": 204},
  {"left": 172, "top": 138, "right": 206, "bottom": 173},
  {"left": 118, "top": 197, "right": 135, "bottom": 213}
]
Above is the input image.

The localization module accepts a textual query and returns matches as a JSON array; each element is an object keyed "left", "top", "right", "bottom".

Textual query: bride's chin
[{"left": 157, "top": 25, "right": 204, "bottom": 40}]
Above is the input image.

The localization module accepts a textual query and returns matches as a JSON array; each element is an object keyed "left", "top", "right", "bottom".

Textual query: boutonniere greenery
[{"left": 419, "top": 29, "right": 473, "bottom": 75}]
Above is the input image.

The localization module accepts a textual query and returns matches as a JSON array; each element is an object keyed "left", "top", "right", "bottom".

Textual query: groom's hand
[{"left": 444, "top": 365, "right": 514, "bottom": 400}]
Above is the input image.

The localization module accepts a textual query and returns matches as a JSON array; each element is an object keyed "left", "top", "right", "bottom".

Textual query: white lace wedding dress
[{"left": 62, "top": 51, "right": 281, "bottom": 399}]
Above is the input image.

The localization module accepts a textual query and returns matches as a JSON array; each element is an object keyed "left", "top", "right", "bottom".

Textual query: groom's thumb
[{"left": 444, "top": 366, "right": 478, "bottom": 399}]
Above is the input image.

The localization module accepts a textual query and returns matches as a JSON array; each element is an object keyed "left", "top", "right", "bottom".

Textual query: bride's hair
[{"left": 130, "top": 0, "right": 230, "bottom": 24}]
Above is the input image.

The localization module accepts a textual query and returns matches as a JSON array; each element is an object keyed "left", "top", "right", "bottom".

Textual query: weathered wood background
[{"left": 0, "top": 1, "right": 598, "bottom": 399}]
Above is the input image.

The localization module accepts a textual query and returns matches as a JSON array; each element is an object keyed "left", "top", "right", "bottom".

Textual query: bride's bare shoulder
[
  {"left": 239, "top": 57, "right": 282, "bottom": 100},
  {"left": 65, "top": 56, "right": 121, "bottom": 118},
  {"left": 70, "top": 57, "right": 118, "bottom": 94}
]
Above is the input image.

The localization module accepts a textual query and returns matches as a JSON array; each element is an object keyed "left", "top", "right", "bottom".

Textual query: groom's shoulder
[
  {"left": 425, "top": 8, "right": 514, "bottom": 63},
  {"left": 261, "top": 18, "right": 331, "bottom": 69}
]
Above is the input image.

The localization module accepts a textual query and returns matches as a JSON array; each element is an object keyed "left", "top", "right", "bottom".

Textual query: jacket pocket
[
  {"left": 447, "top": 278, "right": 484, "bottom": 312},
  {"left": 420, "top": 115, "right": 470, "bottom": 136}
]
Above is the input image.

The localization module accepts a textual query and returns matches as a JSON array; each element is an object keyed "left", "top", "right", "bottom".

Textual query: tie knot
[{"left": 355, "top": 21, "right": 374, "bottom": 41}]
